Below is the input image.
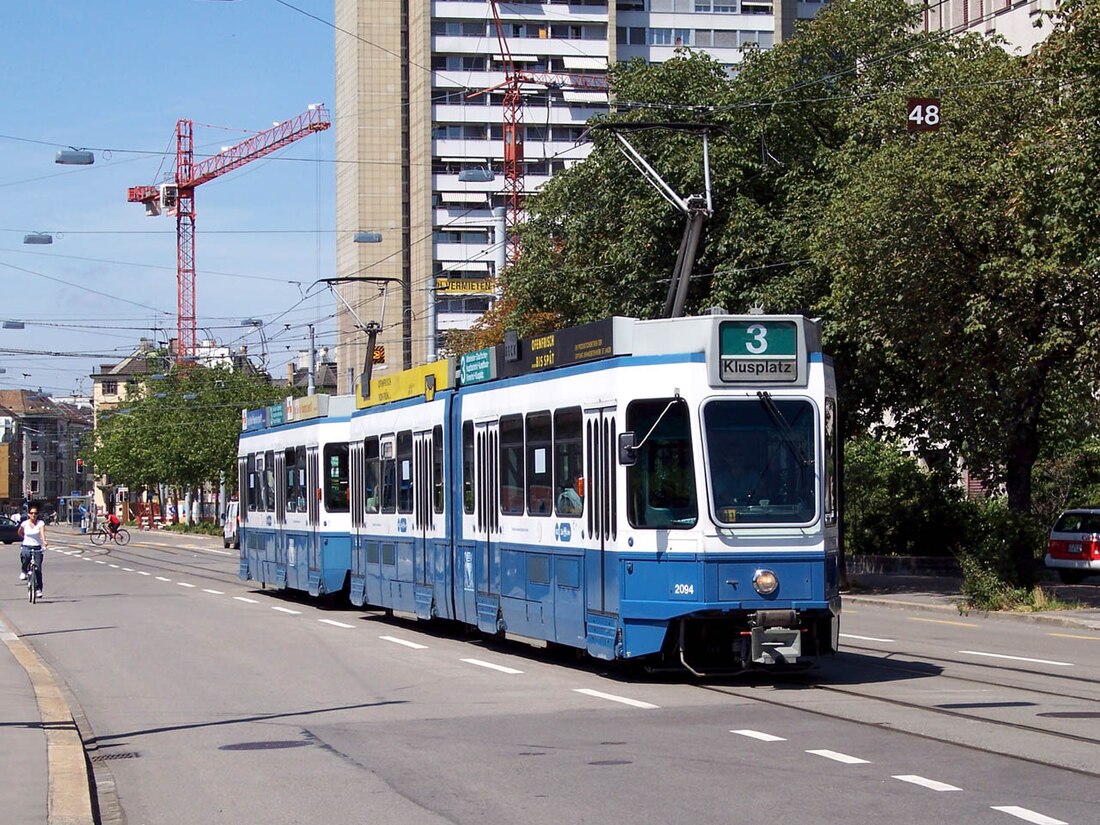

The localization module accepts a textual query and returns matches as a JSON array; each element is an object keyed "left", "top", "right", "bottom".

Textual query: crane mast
[
  {"left": 128, "top": 105, "right": 331, "bottom": 361},
  {"left": 469, "top": 2, "right": 608, "bottom": 266}
]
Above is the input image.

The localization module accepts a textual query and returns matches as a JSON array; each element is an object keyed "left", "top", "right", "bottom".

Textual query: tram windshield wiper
[{"left": 757, "top": 391, "right": 811, "bottom": 468}]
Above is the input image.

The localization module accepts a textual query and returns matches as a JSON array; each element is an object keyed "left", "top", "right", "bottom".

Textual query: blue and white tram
[
  {"left": 238, "top": 313, "right": 840, "bottom": 673},
  {"left": 238, "top": 395, "right": 356, "bottom": 598}
]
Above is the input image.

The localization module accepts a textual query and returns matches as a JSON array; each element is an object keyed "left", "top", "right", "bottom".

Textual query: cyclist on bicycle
[
  {"left": 106, "top": 512, "right": 121, "bottom": 537},
  {"left": 18, "top": 505, "right": 48, "bottom": 599}
]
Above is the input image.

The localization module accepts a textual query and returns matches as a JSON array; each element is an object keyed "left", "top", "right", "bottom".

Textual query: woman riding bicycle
[{"left": 19, "top": 505, "right": 48, "bottom": 599}]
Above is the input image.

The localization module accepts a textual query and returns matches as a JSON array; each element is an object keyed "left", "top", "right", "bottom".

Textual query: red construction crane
[
  {"left": 128, "top": 105, "right": 331, "bottom": 361},
  {"left": 468, "top": 2, "right": 608, "bottom": 266}
]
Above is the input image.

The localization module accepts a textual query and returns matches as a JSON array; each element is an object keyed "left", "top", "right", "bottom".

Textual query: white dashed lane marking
[
  {"left": 573, "top": 689, "right": 658, "bottom": 709},
  {"left": 380, "top": 635, "right": 427, "bottom": 649},
  {"left": 177, "top": 582, "right": 196, "bottom": 589},
  {"left": 234, "top": 596, "right": 259, "bottom": 604},
  {"left": 990, "top": 806, "right": 1067, "bottom": 825},
  {"left": 155, "top": 577, "right": 171, "bottom": 582},
  {"left": 461, "top": 658, "right": 523, "bottom": 675},
  {"left": 958, "top": 651, "right": 1073, "bottom": 667},
  {"left": 202, "top": 589, "right": 224, "bottom": 595},
  {"left": 806, "top": 749, "right": 870, "bottom": 764},
  {"left": 121, "top": 567, "right": 134, "bottom": 572},
  {"left": 138, "top": 571, "right": 150, "bottom": 576},
  {"left": 892, "top": 775, "right": 962, "bottom": 792},
  {"left": 271, "top": 606, "right": 301, "bottom": 615},
  {"left": 731, "top": 729, "right": 786, "bottom": 742},
  {"left": 318, "top": 619, "right": 355, "bottom": 629}
]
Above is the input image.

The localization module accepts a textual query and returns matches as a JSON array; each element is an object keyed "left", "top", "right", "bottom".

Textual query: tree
[{"left": 90, "top": 364, "right": 291, "bottom": 517}]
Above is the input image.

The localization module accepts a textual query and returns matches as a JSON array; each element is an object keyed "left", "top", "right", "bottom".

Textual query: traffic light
[{"left": 76, "top": 458, "right": 84, "bottom": 475}]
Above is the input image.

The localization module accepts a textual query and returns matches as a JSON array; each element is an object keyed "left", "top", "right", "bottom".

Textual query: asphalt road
[{"left": 3, "top": 530, "right": 1098, "bottom": 825}]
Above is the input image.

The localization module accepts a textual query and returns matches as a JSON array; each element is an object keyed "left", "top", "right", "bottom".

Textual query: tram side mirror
[{"left": 618, "top": 432, "right": 637, "bottom": 466}]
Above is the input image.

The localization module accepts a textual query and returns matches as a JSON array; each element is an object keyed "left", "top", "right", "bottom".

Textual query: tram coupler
[{"left": 747, "top": 610, "right": 801, "bottom": 664}]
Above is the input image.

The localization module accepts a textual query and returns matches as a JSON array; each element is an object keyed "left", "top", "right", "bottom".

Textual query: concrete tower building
[{"left": 332, "top": 0, "right": 838, "bottom": 393}]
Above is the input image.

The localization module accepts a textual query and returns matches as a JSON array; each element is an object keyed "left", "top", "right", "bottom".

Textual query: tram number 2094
[{"left": 672, "top": 583, "right": 696, "bottom": 596}]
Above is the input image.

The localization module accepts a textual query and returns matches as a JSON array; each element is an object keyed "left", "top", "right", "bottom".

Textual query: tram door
[
  {"left": 298, "top": 445, "right": 319, "bottom": 592},
  {"left": 412, "top": 429, "right": 434, "bottom": 600},
  {"left": 584, "top": 405, "right": 618, "bottom": 616},
  {"left": 469, "top": 421, "right": 500, "bottom": 631}
]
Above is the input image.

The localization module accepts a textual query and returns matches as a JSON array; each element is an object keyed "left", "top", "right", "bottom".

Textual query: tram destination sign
[
  {"left": 718, "top": 320, "right": 800, "bottom": 384},
  {"left": 497, "top": 318, "right": 619, "bottom": 379}
]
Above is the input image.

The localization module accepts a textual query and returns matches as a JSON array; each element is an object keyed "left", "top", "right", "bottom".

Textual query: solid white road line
[
  {"left": 202, "top": 589, "right": 224, "bottom": 595},
  {"left": 461, "top": 658, "right": 524, "bottom": 675},
  {"left": 892, "top": 775, "right": 962, "bottom": 792},
  {"left": 731, "top": 730, "right": 786, "bottom": 742},
  {"left": 177, "top": 582, "right": 196, "bottom": 589},
  {"left": 271, "top": 606, "right": 301, "bottom": 615},
  {"left": 806, "top": 749, "right": 870, "bottom": 764},
  {"left": 990, "top": 806, "right": 1067, "bottom": 825},
  {"left": 573, "top": 688, "right": 659, "bottom": 709},
  {"left": 380, "top": 635, "right": 427, "bottom": 649},
  {"left": 958, "top": 650, "right": 1074, "bottom": 667},
  {"left": 234, "top": 596, "right": 259, "bottom": 604},
  {"left": 840, "top": 633, "right": 895, "bottom": 643},
  {"left": 319, "top": 619, "right": 356, "bottom": 629}
]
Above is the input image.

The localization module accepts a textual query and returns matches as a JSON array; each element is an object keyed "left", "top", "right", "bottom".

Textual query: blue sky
[{"left": 0, "top": 0, "right": 340, "bottom": 397}]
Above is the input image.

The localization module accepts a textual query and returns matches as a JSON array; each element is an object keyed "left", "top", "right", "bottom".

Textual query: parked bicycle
[{"left": 90, "top": 525, "right": 130, "bottom": 549}]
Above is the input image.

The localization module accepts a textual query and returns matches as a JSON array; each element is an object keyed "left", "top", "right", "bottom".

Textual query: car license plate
[{"left": 1069, "top": 543, "right": 1083, "bottom": 554}]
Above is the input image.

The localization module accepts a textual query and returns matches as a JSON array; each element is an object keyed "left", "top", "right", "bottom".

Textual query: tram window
[
  {"left": 364, "top": 437, "right": 380, "bottom": 514},
  {"left": 323, "top": 443, "right": 350, "bottom": 512},
  {"left": 526, "top": 411, "right": 552, "bottom": 516},
  {"left": 397, "top": 430, "right": 413, "bottom": 514},
  {"left": 703, "top": 398, "right": 815, "bottom": 525},
  {"left": 555, "top": 407, "right": 583, "bottom": 517},
  {"left": 381, "top": 437, "right": 396, "bottom": 513},
  {"left": 432, "top": 425, "right": 445, "bottom": 514},
  {"left": 263, "top": 450, "right": 276, "bottom": 512},
  {"left": 284, "top": 448, "right": 298, "bottom": 513},
  {"left": 296, "top": 446, "right": 306, "bottom": 512},
  {"left": 246, "top": 453, "right": 258, "bottom": 512},
  {"left": 462, "top": 421, "right": 475, "bottom": 514},
  {"left": 625, "top": 399, "right": 697, "bottom": 529},
  {"left": 499, "top": 414, "right": 525, "bottom": 515},
  {"left": 825, "top": 398, "right": 837, "bottom": 525}
]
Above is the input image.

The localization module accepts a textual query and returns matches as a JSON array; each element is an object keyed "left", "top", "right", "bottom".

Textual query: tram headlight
[{"left": 752, "top": 569, "right": 779, "bottom": 596}]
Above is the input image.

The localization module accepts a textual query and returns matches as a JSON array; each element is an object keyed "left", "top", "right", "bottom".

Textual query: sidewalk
[
  {"left": 844, "top": 572, "right": 1100, "bottom": 631},
  {"left": 0, "top": 616, "right": 49, "bottom": 825}
]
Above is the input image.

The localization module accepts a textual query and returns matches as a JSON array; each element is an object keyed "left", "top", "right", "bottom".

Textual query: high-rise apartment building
[
  {"left": 333, "top": 0, "right": 828, "bottom": 392},
  {"left": 921, "top": 0, "right": 1059, "bottom": 53}
]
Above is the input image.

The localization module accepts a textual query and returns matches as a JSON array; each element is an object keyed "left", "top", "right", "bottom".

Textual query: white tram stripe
[
  {"left": 731, "top": 729, "right": 786, "bottom": 742},
  {"left": 892, "top": 775, "right": 962, "bottom": 792},
  {"left": 234, "top": 596, "right": 259, "bottom": 604},
  {"left": 319, "top": 619, "right": 356, "bottom": 629},
  {"left": 958, "top": 650, "right": 1073, "bottom": 667},
  {"left": 381, "top": 635, "right": 427, "bottom": 649},
  {"left": 202, "top": 589, "right": 224, "bottom": 595},
  {"left": 271, "top": 606, "right": 301, "bottom": 615},
  {"left": 840, "top": 633, "right": 895, "bottom": 643},
  {"left": 990, "top": 806, "right": 1068, "bottom": 825},
  {"left": 461, "top": 658, "right": 524, "bottom": 675},
  {"left": 806, "top": 749, "right": 870, "bottom": 764},
  {"left": 573, "top": 688, "right": 659, "bottom": 709}
]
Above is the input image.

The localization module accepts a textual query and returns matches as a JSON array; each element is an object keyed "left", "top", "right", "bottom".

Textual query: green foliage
[
  {"left": 844, "top": 435, "right": 968, "bottom": 557},
  {"left": 957, "top": 552, "right": 1031, "bottom": 611},
  {"left": 91, "top": 364, "right": 291, "bottom": 494},
  {"left": 161, "top": 522, "right": 222, "bottom": 537}
]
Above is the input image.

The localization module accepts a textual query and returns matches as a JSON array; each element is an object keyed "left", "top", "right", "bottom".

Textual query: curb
[
  {"left": 843, "top": 593, "right": 1100, "bottom": 631},
  {"left": 0, "top": 613, "right": 95, "bottom": 825}
]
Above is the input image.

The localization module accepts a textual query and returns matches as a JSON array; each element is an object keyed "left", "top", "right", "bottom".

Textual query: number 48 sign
[{"left": 907, "top": 97, "right": 941, "bottom": 132}]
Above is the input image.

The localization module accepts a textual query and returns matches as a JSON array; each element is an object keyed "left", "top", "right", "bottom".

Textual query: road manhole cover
[{"left": 90, "top": 751, "right": 140, "bottom": 763}]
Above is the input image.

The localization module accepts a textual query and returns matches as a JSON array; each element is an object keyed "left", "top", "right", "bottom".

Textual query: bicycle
[
  {"left": 26, "top": 552, "right": 38, "bottom": 604},
  {"left": 90, "top": 526, "right": 130, "bottom": 550}
]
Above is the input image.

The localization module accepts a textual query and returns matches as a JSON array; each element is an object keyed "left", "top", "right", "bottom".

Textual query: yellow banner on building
[
  {"left": 356, "top": 359, "right": 454, "bottom": 409},
  {"left": 436, "top": 277, "right": 496, "bottom": 294}
]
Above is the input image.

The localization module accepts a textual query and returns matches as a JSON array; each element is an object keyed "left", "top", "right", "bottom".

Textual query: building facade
[
  {"left": 922, "top": 0, "right": 1059, "bottom": 53},
  {"left": 333, "top": 0, "right": 830, "bottom": 392}
]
